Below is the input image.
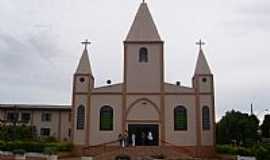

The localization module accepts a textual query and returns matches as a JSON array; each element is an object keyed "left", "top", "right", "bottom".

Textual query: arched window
[
  {"left": 202, "top": 106, "right": 210, "bottom": 130},
  {"left": 139, "top": 47, "right": 148, "bottom": 63},
  {"left": 174, "top": 106, "right": 187, "bottom": 130},
  {"left": 77, "top": 105, "right": 85, "bottom": 130},
  {"left": 100, "top": 105, "right": 113, "bottom": 131}
]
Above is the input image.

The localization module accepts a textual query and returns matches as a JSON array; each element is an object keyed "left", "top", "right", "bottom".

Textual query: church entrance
[{"left": 128, "top": 124, "right": 159, "bottom": 146}]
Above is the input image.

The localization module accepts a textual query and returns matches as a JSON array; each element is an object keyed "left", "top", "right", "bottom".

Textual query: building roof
[
  {"left": 0, "top": 104, "right": 71, "bottom": 111},
  {"left": 76, "top": 48, "right": 92, "bottom": 74},
  {"left": 194, "top": 49, "right": 212, "bottom": 75},
  {"left": 125, "top": 2, "right": 161, "bottom": 42}
]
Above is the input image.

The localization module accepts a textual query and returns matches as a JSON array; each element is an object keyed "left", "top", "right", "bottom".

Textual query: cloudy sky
[{"left": 0, "top": 0, "right": 269, "bottom": 121}]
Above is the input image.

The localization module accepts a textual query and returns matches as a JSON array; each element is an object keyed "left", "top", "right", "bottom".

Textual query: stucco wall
[
  {"left": 199, "top": 95, "right": 214, "bottom": 146},
  {"left": 126, "top": 99, "right": 159, "bottom": 121},
  {"left": 75, "top": 76, "right": 91, "bottom": 93},
  {"left": 0, "top": 111, "right": 5, "bottom": 121},
  {"left": 32, "top": 111, "right": 59, "bottom": 137},
  {"left": 164, "top": 83, "right": 194, "bottom": 93},
  {"left": 127, "top": 96, "right": 160, "bottom": 121},
  {"left": 93, "top": 84, "right": 122, "bottom": 93},
  {"left": 198, "top": 76, "right": 212, "bottom": 93},
  {"left": 89, "top": 95, "right": 122, "bottom": 146},
  {"left": 164, "top": 95, "right": 197, "bottom": 146},
  {"left": 127, "top": 96, "right": 160, "bottom": 110},
  {"left": 59, "top": 112, "right": 72, "bottom": 141},
  {"left": 125, "top": 43, "right": 162, "bottom": 93},
  {"left": 0, "top": 109, "right": 71, "bottom": 142},
  {"left": 73, "top": 95, "right": 88, "bottom": 145}
]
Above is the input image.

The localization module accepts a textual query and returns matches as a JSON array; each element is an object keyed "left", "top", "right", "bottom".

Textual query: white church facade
[
  {"left": 0, "top": 2, "right": 216, "bottom": 157},
  {"left": 72, "top": 1, "right": 215, "bottom": 156}
]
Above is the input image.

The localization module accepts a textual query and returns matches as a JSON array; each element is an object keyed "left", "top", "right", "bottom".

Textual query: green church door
[{"left": 128, "top": 124, "right": 159, "bottom": 146}]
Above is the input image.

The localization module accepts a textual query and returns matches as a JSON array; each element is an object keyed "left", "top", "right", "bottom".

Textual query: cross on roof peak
[
  {"left": 81, "top": 39, "right": 91, "bottom": 50},
  {"left": 196, "top": 39, "right": 205, "bottom": 50}
]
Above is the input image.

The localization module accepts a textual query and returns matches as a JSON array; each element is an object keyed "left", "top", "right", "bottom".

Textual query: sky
[{"left": 0, "top": 0, "right": 269, "bottom": 121}]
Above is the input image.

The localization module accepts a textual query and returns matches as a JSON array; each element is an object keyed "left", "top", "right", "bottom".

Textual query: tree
[
  {"left": 261, "top": 114, "right": 270, "bottom": 138},
  {"left": 0, "top": 125, "right": 36, "bottom": 141},
  {"left": 216, "top": 110, "right": 259, "bottom": 146}
]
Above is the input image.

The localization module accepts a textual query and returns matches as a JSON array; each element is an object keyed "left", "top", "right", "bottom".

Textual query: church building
[
  {"left": 0, "top": 1, "right": 215, "bottom": 157},
  {"left": 72, "top": 1, "right": 215, "bottom": 156}
]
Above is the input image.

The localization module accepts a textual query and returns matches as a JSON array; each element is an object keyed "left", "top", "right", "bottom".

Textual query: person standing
[
  {"left": 131, "top": 133, "right": 136, "bottom": 147},
  {"left": 123, "top": 130, "right": 129, "bottom": 147},
  {"left": 147, "top": 131, "right": 153, "bottom": 145},
  {"left": 118, "top": 133, "right": 124, "bottom": 147}
]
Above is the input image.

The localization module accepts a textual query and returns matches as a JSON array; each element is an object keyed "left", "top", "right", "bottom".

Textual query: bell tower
[
  {"left": 192, "top": 40, "right": 213, "bottom": 93},
  {"left": 124, "top": 2, "right": 164, "bottom": 93},
  {"left": 192, "top": 40, "right": 215, "bottom": 152},
  {"left": 72, "top": 40, "right": 94, "bottom": 146}
]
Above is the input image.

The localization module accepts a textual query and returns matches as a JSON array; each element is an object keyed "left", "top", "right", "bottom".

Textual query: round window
[
  {"left": 79, "top": 77, "right": 85, "bottom": 83},
  {"left": 202, "top": 77, "right": 207, "bottom": 82}
]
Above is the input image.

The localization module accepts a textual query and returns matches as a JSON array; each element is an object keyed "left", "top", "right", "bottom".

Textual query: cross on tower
[
  {"left": 142, "top": 0, "right": 145, "bottom": 3},
  {"left": 196, "top": 39, "right": 205, "bottom": 50},
  {"left": 81, "top": 39, "right": 91, "bottom": 50}
]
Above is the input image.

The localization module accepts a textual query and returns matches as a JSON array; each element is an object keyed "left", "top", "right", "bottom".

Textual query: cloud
[
  {"left": 0, "top": 0, "right": 269, "bottom": 120},
  {"left": 0, "top": 32, "right": 30, "bottom": 70},
  {"left": 239, "top": 1, "right": 270, "bottom": 15},
  {"left": 224, "top": 1, "right": 270, "bottom": 31},
  {"left": 27, "top": 29, "right": 60, "bottom": 64},
  {"left": 0, "top": 29, "right": 70, "bottom": 104},
  {"left": 0, "top": 29, "right": 59, "bottom": 71}
]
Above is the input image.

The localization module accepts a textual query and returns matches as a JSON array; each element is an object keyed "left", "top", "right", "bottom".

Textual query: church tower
[
  {"left": 192, "top": 42, "right": 215, "bottom": 153},
  {"left": 72, "top": 40, "right": 94, "bottom": 145},
  {"left": 124, "top": 1, "right": 164, "bottom": 93},
  {"left": 193, "top": 43, "right": 213, "bottom": 93}
]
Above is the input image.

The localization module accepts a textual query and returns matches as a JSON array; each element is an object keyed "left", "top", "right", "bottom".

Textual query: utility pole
[{"left": 251, "top": 103, "right": 254, "bottom": 115}]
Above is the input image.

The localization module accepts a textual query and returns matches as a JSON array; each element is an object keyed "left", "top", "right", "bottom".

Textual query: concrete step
[{"left": 93, "top": 146, "right": 192, "bottom": 160}]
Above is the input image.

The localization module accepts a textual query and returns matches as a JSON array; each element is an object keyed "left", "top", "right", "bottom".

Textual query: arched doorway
[{"left": 126, "top": 98, "right": 160, "bottom": 146}]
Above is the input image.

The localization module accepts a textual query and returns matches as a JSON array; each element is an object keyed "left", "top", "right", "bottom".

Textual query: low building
[{"left": 0, "top": 104, "right": 71, "bottom": 142}]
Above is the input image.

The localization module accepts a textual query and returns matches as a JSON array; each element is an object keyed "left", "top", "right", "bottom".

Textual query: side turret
[
  {"left": 192, "top": 40, "right": 215, "bottom": 153},
  {"left": 72, "top": 40, "right": 94, "bottom": 146},
  {"left": 192, "top": 42, "right": 212, "bottom": 93}
]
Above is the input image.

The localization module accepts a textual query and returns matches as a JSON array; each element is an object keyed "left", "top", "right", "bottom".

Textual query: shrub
[
  {"left": 237, "top": 147, "right": 253, "bottom": 156},
  {"left": 217, "top": 144, "right": 270, "bottom": 160},
  {"left": 252, "top": 145, "right": 270, "bottom": 160},
  {"left": 216, "top": 145, "right": 253, "bottom": 156},
  {"left": 55, "top": 143, "right": 73, "bottom": 152},
  {"left": 0, "top": 126, "right": 36, "bottom": 141},
  {"left": 0, "top": 140, "right": 73, "bottom": 153},
  {"left": 216, "top": 145, "right": 238, "bottom": 155},
  {"left": 39, "top": 136, "right": 57, "bottom": 143},
  {"left": 261, "top": 144, "right": 270, "bottom": 151},
  {"left": 44, "top": 147, "right": 57, "bottom": 155}
]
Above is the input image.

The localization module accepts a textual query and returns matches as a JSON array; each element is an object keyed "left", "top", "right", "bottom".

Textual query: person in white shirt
[
  {"left": 131, "top": 133, "right": 136, "bottom": 147},
  {"left": 147, "top": 131, "right": 153, "bottom": 145}
]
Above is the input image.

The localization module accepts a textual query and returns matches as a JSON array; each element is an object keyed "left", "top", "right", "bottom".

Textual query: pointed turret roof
[
  {"left": 76, "top": 48, "right": 92, "bottom": 74},
  {"left": 194, "top": 49, "right": 212, "bottom": 75},
  {"left": 125, "top": 2, "right": 161, "bottom": 42}
]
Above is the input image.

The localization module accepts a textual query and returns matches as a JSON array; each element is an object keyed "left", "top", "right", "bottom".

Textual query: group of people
[
  {"left": 118, "top": 130, "right": 154, "bottom": 147},
  {"left": 118, "top": 130, "right": 129, "bottom": 148}
]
